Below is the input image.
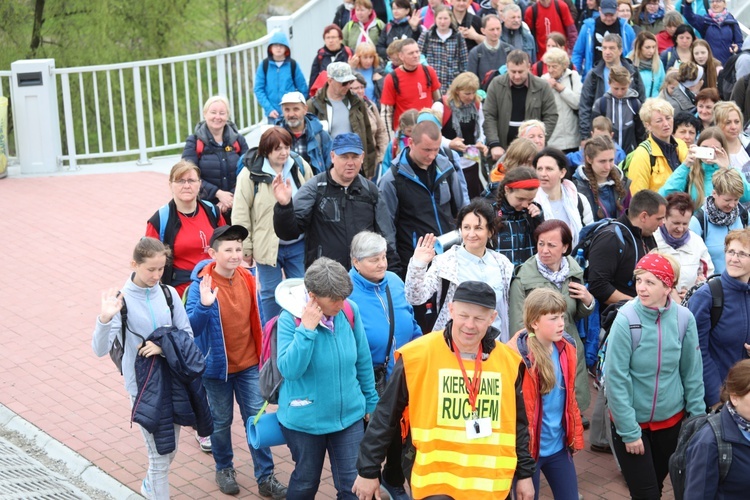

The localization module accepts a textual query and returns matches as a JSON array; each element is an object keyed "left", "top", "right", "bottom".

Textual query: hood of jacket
[
  {"left": 395, "top": 146, "right": 454, "bottom": 180},
  {"left": 743, "top": 37, "right": 750, "bottom": 51},
  {"left": 602, "top": 87, "right": 640, "bottom": 100},
  {"left": 267, "top": 31, "right": 291, "bottom": 57},
  {"left": 275, "top": 277, "right": 306, "bottom": 319}
]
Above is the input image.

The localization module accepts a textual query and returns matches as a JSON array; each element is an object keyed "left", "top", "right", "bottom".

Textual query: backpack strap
[
  {"left": 577, "top": 193, "right": 584, "bottom": 224},
  {"left": 342, "top": 299, "right": 355, "bottom": 328},
  {"left": 675, "top": 304, "right": 690, "bottom": 344},
  {"left": 618, "top": 301, "right": 643, "bottom": 353},
  {"left": 290, "top": 152, "right": 305, "bottom": 190},
  {"left": 707, "top": 412, "right": 733, "bottom": 482},
  {"left": 157, "top": 203, "right": 170, "bottom": 242},
  {"left": 199, "top": 199, "right": 220, "bottom": 226},
  {"left": 120, "top": 284, "right": 174, "bottom": 344},
  {"left": 196, "top": 139, "right": 204, "bottom": 159},
  {"left": 707, "top": 276, "right": 724, "bottom": 330}
]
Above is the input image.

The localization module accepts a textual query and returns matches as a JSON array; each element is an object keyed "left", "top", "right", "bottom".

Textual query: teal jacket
[
  {"left": 606, "top": 298, "right": 704, "bottom": 443},
  {"left": 276, "top": 300, "right": 379, "bottom": 435},
  {"left": 659, "top": 162, "right": 750, "bottom": 204}
]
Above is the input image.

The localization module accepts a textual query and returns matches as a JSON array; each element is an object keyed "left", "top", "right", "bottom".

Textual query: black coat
[
  {"left": 182, "top": 121, "right": 248, "bottom": 204},
  {"left": 132, "top": 327, "right": 213, "bottom": 456}
]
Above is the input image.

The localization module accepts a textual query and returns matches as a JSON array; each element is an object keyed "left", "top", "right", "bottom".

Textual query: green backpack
[{"left": 619, "top": 140, "right": 655, "bottom": 177}]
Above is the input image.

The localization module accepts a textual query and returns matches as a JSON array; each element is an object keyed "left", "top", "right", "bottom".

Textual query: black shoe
[
  {"left": 590, "top": 443, "right": 612, "bottom": 454},
  {"left": 258, "top": 474, "right": 288, "bottom": 499},
  {"left": 581, "top": 415, "right": 590, "bottom": 429},
  {"left": 216, "top": 468, "right": 240, "bottom": 496}
]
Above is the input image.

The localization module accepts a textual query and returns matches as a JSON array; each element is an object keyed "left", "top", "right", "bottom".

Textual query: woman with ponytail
[
  {"left": 573, "top": 135, "right": 631, "bottom": 221},
  {"left": 509, "top": 288, "right": 584, "bottom": 500}
]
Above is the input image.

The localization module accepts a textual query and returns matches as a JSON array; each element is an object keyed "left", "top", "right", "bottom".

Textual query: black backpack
[
  {"left": 573, "top": 218, "right": 637, "bottom": 280},
  {"left": 717, "top": 49, "right": 750, "bottom": 100},
  {"left": 390, "top": 63, "right": 433, "bottom": 95},
  {"left": 110, "top": 284, "right": 174, "bottom": 375},
  {"left": 669, "top": 410, "right": 732, "bottom": 500},
  {"left": 682, "top": 274, "right": 724, "bottom": 330},
  {"left": 262, "top": 58, "right": 298, "bottom": 81}
]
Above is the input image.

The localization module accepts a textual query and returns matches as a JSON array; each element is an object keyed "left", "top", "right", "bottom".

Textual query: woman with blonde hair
[
  {"left": 348, "top": 41, "right": 383, "bottom": 105},
  {"left": 441, "top": 72, "right": 488, "bottom": 198},
  {"left": 182, "top": 95, "right": 248, "bottom": 217},
  {"left": 509, "top": 287, "right": 584, "bottom": 500},
  {"left": 659, "top": 126, "right": 747, "bottom": 207},
  {"left": 714, "top": 101, "right": 750, "bottom": 175},
  {"left": 518, "top": 120, "right": 547, "bottom": 152},
  {"left": 689, "top": 167, "right": 750, "bottom": 273},
  {"left": 628, "top": 97, "right": 689, "bottom": 194},
  {"left": 629, "top": 31, "right": 665, "bottom": 99},
  {"left": 542, "top": 47, "right": 582, "bottom": 153}
]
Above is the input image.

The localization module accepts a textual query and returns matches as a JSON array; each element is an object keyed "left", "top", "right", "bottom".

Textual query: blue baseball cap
[{"left": 331, "top": 133, "right": 364, "bottom": 155}]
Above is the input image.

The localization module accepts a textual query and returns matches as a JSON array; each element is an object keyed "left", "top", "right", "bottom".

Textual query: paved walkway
[{"left": 0, "top": 171, "right": 673, "bottom": 499}]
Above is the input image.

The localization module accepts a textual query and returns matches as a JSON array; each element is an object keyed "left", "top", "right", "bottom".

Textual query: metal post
[{"left": 132, "top": 66, "right": 150, "bottom": 165}]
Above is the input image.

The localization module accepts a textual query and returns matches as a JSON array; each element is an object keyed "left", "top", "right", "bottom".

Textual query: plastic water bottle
[{"left": 575, "top": 248, "right": 586, "bottom": 270}]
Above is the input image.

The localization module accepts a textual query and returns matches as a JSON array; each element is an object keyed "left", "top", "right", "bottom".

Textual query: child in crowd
[
  {"left": 378, "top": 109, "right": 417, "bottom": 180},
  {"left": 664, "top": 61, "right": 702, "bottom": 115},
  {"left": 658, "top": 68, "right": 680, "bottom": 103},
  {"left": 92, "top": 238, "right": 208, "bottom": 500},
  {"left": 186, "top": 226, "right": 287, "bottom": 497},
  {"left": 592, "top": 66, "right": 645, "bottom": 154},
  {"left": 253, "top": 32, "right": 308, "bottom": 120},
  {"left": 509, "top": 288, "right": 584, "bottom": 500},
  {"left": 567, "top": 116, "right": 627, "bottom": 169}
]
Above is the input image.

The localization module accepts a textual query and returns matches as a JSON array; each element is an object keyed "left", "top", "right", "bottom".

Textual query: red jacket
[
  {"left": 656, "top": 30, "right": 674, "bottom": 55},
  {"left": 509, "top": 329, "right": 584, "bottom": 459}
]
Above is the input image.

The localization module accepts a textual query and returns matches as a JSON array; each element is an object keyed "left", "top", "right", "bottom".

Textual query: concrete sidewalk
[{"left": 0, "top": 171, "right": 661, "bottom": 499}]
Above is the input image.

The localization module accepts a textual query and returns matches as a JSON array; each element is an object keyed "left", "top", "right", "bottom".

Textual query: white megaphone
[{"left": 434, "top": 230, "right": 461, "bottom": 254}]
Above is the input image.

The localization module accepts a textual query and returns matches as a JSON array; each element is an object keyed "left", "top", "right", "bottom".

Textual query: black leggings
[{"left": 610, "top": 421, "right": 681, "bottom": 500}]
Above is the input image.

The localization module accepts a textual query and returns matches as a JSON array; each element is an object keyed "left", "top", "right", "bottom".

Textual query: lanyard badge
[{"left": 452, "top": 341, "right": 492, "bottom": 439}]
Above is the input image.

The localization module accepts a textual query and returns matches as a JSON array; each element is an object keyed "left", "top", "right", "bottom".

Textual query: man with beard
[{"left": 276, "top": 92, "right": 332, "bottom": 174}]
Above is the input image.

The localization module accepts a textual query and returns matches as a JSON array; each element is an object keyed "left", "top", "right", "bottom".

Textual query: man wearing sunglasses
[{"left": 307, "top": 61, "right": 377, "bottom": 177}]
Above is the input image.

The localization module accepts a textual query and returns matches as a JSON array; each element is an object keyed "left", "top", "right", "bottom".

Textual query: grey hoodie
[
  {"left": 592, "top": 88, "right": 645, "bottom": 154},
  {"left": 91, "top": 277, "right": 191, "bottom": 396},
  {"left": 735, "top": 37, "right": 750, "bottom": 83}
]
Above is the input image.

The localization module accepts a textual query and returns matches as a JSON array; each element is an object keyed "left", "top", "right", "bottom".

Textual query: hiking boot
[
  {"left": 590, "top": 443, "right": 612, "bottom": 454},
  {"left": 581, "top": 415, "right": 590, "bottom": 430},
  {"left": 195, "top": 431, "right": 212, "bottom": 453},
  {"left": 258, "top": 474, "right": 288, "bottom": 499},
  {"left": 216, "top": 468, "right": 240, "bottom": 495}
]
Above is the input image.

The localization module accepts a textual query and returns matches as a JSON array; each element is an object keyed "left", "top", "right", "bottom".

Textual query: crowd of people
[{"left": 90, "top": 0, "right": 750, "bottom": 498}]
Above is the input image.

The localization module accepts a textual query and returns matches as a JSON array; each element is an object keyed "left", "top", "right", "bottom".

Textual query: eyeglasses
[
  {"left": 727, "top": 249, "right": 750, "bottom": 259},
  {"left": 173, "top": 179, "right": 199, "bottom": 185}
]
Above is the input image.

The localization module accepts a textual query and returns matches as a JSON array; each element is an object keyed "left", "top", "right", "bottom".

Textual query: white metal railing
[
  {"left": 0, "top": 70, "right": 16, "bottom": 160},
  {"left": 55, "top": 35, "right": 272, "bottom": 168}
]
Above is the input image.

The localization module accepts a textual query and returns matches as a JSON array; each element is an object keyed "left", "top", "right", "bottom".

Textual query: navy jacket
[
  {"left": 131, "top": 327, "right": 213, "bottom": 456},
  {"left": 688, "top": 271, "right": 750, "bottom": 407},
  {"left": 182, "top": 121, "right": 249, "bottom": 204},
  {"left": 685, "top": 406, "right": 750, "bottom": 499}
]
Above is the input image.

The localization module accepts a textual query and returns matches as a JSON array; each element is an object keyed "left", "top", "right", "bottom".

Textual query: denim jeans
[
  {"left": 531, "top": 448, "right": 579, "bottom": 500},
  {"left": 202, "top": 366, "right": 275, "bottom": 482},
  {"left": 280, "top": 421, "right": 364, "bottom": 499},
  {"left": 256, "top": 239, "right": 306, "bottom": 323}
]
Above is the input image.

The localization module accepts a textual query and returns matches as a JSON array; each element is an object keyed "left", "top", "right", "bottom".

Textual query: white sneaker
[
  {"left": 141, "top": 478, "right": 152, "bottom": 499},
  {"left": 195, "top": 431, "right": 212, "bottom": 453}
]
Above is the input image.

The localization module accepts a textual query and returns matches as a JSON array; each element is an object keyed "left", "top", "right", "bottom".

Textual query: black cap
[
  {"left": 452, "top": 281, "right": 496, "bottom": 309},
  {"left": 209, "top": 225, "right": 249, "bottom": 247}
]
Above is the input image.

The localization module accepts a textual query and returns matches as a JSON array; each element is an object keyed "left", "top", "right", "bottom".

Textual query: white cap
[{"left": 280, "top": 91, "right": 307, "bottom": 105}]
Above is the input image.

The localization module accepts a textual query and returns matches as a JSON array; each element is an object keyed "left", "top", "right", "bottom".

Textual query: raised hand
[
  {"left": 272, "top": 173, "right": 293, "bottom": 205},
  {"left": 413, "top": 233, "right": 437, "bottom": 264},
  {"left": 200, "top": 274, "right": 219, "bottom": 307},
  {"left": 99, "top": 288, "right": 124, "bottom": 324}
]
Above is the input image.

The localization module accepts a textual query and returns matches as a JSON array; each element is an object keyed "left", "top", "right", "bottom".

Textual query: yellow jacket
[{"left": 627, "top": 134, "right": 688, "bottom": 195}]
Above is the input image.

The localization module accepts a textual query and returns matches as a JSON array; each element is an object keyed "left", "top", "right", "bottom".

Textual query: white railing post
[
  {"left": 59, "top": 73, "right": 78, "bottom": 170},
  {"left": 132, "top": 67, "right": 150, "bottom": 165},
  {"left": 216, "top": 54, "right": 227, "bottom": 98}
]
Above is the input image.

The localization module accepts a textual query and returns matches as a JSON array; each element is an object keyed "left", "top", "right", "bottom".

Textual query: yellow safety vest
[{"left": 398, "top": 331, "right": 522, "bottom": 499}]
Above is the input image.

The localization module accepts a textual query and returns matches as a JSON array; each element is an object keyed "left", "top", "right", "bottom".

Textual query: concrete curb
[{"left": 0, "top": 403, "right": 141, "bottom": 500}]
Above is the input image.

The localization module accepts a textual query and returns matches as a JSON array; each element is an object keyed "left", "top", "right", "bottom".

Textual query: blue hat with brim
[{"left": 331, "top": 133, "right": 364, "bottom": 155}]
